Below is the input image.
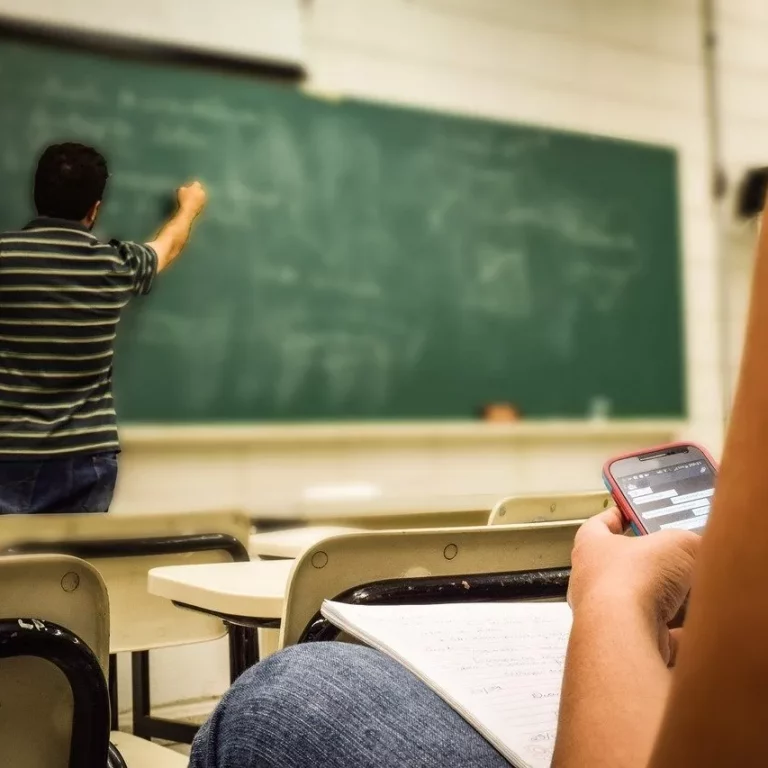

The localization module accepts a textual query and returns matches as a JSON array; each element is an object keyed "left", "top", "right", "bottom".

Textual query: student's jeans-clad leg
[
  {"left": 0, "top": 453, "right": 118, "bottom": 514},
  {"left": 190, "top": 642, "right": 512, "bottom": 768}
]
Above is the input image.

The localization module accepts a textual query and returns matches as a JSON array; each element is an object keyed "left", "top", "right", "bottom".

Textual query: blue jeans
[
  {"left": 190, "top": 643, "right": 511, "bottom": 768},
  {"left": 0, "top": 453, "right": 118, "bottom": 514}
]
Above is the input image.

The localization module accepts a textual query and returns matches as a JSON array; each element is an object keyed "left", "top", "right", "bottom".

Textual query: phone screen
[{"left": 613, "top": 452, "right": 716, "bottom": 534}]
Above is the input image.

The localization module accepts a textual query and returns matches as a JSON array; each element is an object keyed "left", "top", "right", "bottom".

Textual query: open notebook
[{"left": 321, "top": 600, "right": 572, "bottom": 768}]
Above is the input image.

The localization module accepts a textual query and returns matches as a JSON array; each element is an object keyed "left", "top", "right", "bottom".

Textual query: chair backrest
[
  {"left": 0, "top": 554, "right": 109, "bottom": 768},
  {"left": 279, "top": 520, "right": 580, "bottom": 647},
  {"left": 305, "top": 493, "right": 500, "bottom": 530},
  {"left": 487, "top": 491, "right": 611, "bottom": 526},
  {"left": 0, "top": 511, "right": 250, "bottom": 653}
]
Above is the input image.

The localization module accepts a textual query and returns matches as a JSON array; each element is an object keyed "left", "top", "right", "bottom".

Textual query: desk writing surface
[
  {"left": 148, "top": 560, "right": 292, "bottom": 619},
  {"left": 249, "top": 526, "right": 363, "bottom": 558}
]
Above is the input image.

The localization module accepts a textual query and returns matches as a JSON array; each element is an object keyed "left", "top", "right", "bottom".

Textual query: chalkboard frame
[
  {"left": 0, "top": 33, "right": 686, "bottom": 423},
  {"left": 0, "top": 13, "right": 306, "bottom": 83}
]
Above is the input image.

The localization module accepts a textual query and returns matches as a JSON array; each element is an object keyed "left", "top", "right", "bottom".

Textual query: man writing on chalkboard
[{"left": 0, "top": 142, "right": 207, "bottom": 513}]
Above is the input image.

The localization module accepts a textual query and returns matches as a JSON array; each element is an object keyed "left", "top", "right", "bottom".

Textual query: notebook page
[{"left": 321, "top": 600, "right": 572, "bottom": 768}]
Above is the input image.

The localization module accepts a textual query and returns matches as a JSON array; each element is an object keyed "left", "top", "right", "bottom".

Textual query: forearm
[
  {"left": 648, "top": 202, "right": 768, "bottom": 765},
  {"left": 148, "top": 205, "right": 197, "bottom": 272},
  {"left": 721, "top": 217, "right": 768, "bottom": 487},
  {"left": 553, "top": 597, "right": 670, "bottom": 768}
]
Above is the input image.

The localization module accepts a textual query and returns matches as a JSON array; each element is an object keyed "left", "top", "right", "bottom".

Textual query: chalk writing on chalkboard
[{"left": 0, "top": 37, "right": 684, "bottom": 421}]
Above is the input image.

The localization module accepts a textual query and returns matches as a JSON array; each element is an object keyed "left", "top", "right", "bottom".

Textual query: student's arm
[
  {"left": 648, "top": 202, "right": 768, "bottom": 766},
  {"left": 147, "top": 181, "right": 208, "bottom": 273},
  {"left": 552, "top": 510, "right": 699, "bottom": 768}
]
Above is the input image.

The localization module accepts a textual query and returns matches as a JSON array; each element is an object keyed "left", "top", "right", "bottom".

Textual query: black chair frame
[
  {"left": 298, "top": 567, "right": 571, "bottom": 643},
  {"left": 2, "top": 532, "right": 249, "bottom": 745},
  {"left": 0, "top": 617, "right": 123, "bottom": 768}
]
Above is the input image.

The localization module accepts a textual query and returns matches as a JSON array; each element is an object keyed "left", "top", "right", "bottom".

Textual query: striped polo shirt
[{"left": 0, "top": 217, "right": 157, "bottom": 458}]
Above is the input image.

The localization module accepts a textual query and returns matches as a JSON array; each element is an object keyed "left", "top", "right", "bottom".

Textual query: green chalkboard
[{"left": 0, "top": 37, "right": 685, "bottom": 422}]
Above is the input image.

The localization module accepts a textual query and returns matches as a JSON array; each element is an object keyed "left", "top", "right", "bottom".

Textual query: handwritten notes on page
[{"left": 321, "top": 600, "right": 572, "bottom": 768}]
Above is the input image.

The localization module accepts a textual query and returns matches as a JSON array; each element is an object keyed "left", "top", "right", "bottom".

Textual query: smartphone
[{"left": 603, "top": 442, "right": 717, "bottom": 535}]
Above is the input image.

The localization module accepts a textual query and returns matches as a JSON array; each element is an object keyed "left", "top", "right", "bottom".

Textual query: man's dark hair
[{"left": 34, "top": 143, "right": 109, "bottom": 221}]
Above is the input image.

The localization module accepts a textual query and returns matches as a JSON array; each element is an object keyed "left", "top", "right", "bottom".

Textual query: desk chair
[
  {"left": 306, "top": 507, "right": 493, "bottom": 530},
  {"left": 260, "top": 493, "right": 501, "bottom": 531},
  {"left": 249, "top": 525, "right": 363, "bottom": 559},
  {"left": 250, "top": 491, "right": 609, "bottom": 559},
  {"left": 0, "top": 511, "right": 250, "bottom": 745},
  {"left": 148, "top": 521, "right": 580, "bottom": 675},
  {"left": 488, "top": 490, "right": 612, "bottom": 526},
  {"left": 279, "top": 521, "right": 580, "bottom": 648},
  {"left": 252, "top": 493, "right": 605, "bottom": 653},
  {"left": 0, "top": 554, "right": 185, "bottom": 768}
]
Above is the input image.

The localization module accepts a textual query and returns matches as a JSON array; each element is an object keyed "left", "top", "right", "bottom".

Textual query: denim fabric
[
  {"left": 0, "top": 453, "right": 118, "bottom": 514},
  {"left": 190, "top": 642, "right": 511, "bottom": 768}
]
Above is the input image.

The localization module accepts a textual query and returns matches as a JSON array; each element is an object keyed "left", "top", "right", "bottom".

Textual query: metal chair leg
[
  {"left": 0, "top": 617, "right": 110, "bottom": 768},
  {"left": 228, "top": 624, "right": 260, "bottom": 683},
  {"left": 131, "top": 649, "right": 199, "bottom": 744},
  {"left": 108, "top": 654, "right": 119, "bottom": 731},
  {"left": 107, "top": 742, "right": 128, "bottom": 768}
]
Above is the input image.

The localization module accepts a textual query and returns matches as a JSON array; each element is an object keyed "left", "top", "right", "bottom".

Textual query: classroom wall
[
  {"left": 108, "top": 0, "right": 736, "bottom": 718},
  {"left": 0, "top": 0, "right": 304, "bottom": 67},
  {"left": 111, "top": 0, "right": 724, "bottom": 522},
  {"left": 307, "top": 0, "right": 724, "bottom": 444},
  {"left": 14, "top": 0, "right": 758, "bottom": 721},
  {"left": 717, "top": 0, "right": 766, "bottom": 402}
]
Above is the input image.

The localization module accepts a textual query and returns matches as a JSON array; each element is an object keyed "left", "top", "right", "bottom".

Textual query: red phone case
[{"left": 602, "top": 441, "right": 718, "bottom": 533}]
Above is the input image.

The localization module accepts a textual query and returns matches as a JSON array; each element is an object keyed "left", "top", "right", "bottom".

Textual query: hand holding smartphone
[{"left": 603, "top": 442, "right": 717, "bottom": 535}]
